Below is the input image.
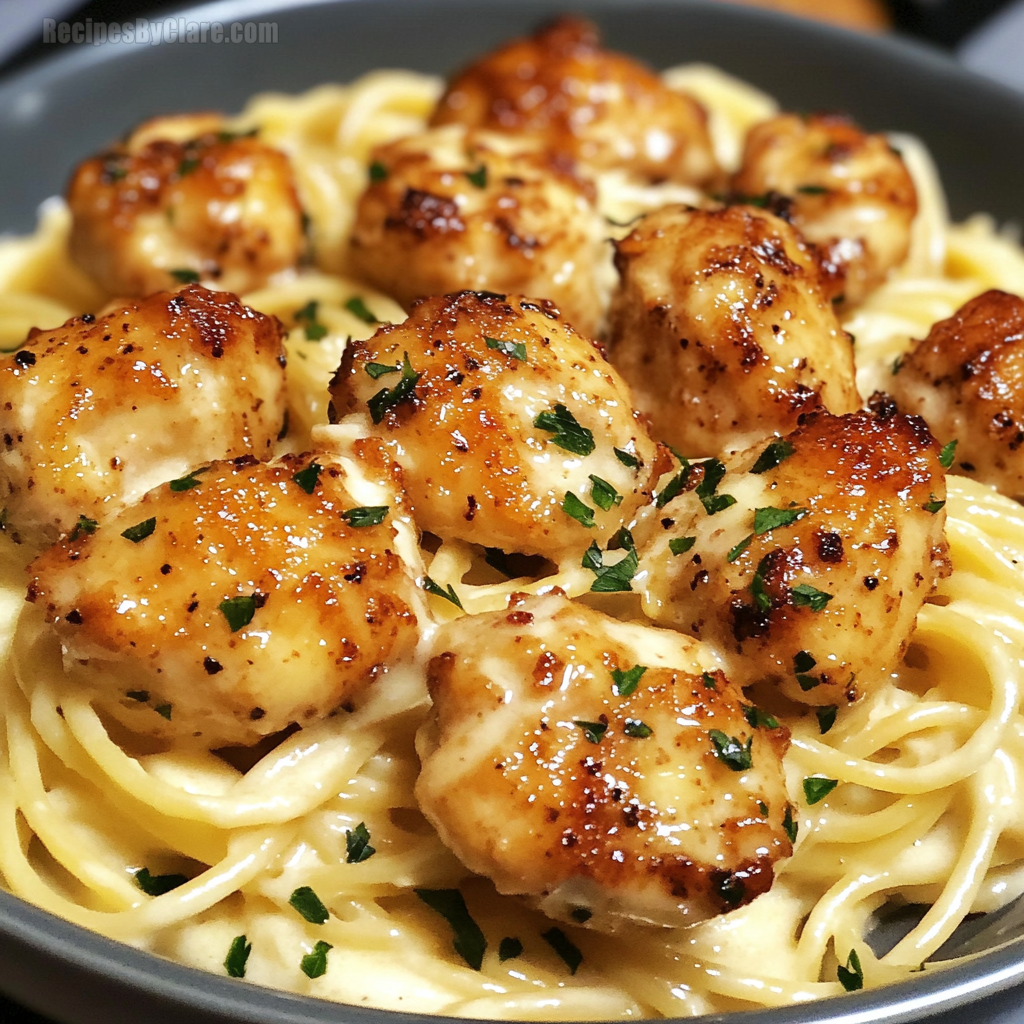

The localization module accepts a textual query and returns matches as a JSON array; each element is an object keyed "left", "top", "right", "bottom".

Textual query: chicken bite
[
  {"left": 429, "top": 16, "right": 718, "bottom": 187},
  {"left": 732, "top": 113, "right": 917, "bottom": 306},
  {"left": 27, "top": 452, "right": 420, "bottom": 749},
  {"left": 607, "top": 204, "right": 860, "bottom": 457},
  {"left": 349, "top": 126, "right": 608, "bottom": 337},
  {"left": 68, "top": 114, "right": 305, "bottom": 296},
  {"left": 0, "top": 285, "right": 287, "bottom": 546},
  {"left": 638, "top": 409, "right": 950, "bottom": 706},
  {"left": 328, "top": 291, "right": 658, "bottom": 561},
  {"left": 416, "top": 593, "right": 793, "bottom": 931},
  {"left": 890, "top": 290, "right": 1024, "bottom": 499}
]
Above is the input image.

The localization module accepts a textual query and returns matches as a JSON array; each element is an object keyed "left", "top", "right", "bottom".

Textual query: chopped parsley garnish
[
  {"left": 783, "top": 804, "right": 798, "bottom": 844},
  {"left": 938, "top": 439, "right": 958, "bottom": 469},
  {"left": 300, "top": 940, "right": 332, "bottom": 979},
  {"left": 168, "top": 466, "right": 208, "bottom": 492},
  {"left": 816, "top": 705, "right": 838, "bottom": 734},
  {"left": 709, "top": 730, "right": 753, "bottom": 771},
  {"left": 499, "top": 937, "right": 523, "bottom": 961},
  {"left": 791, "top": 584, "right": 833, "bottom": 612},
  {"left": 695, "top": 458, "right": 735, "bottom": 515},
  {"left": 669, "top": 536, "right": 697, "bottom": 557},
  {"left": 224, "top": 935, "right": 251, "bottom": 978},
  {"left": 614, "top": 447, "right": 640, "bottom": 469},
  {"left": 562, "top": 492, "right": 596, "bottom": 528},
  {"left": 750, "top": 440, "right": 794, "bottom": 475},
  {"left": 70, "top": 514, "right": 98, "bottom": 541},
  {"left": 923, "top": 496, "right": 946, "bottom": 514},
  {"left": 289, "top": 886, "right": 329, "bottom": 924},
  {"left": 345, "top": 821, "right": 376, "bottom": 863},
  {"left": 155, "top": 703, "right": 172, "bottom": 720},
  {"left": 581, "top": 531, "right": 638, "bottom": 593},
  {"left": 369, "top": 160, "right": 388, "bottom": 183},
  {"left": 589, "top": 475, "right": 622, "bottom": 511},
  {"left": 465, "top": 165, "right": 488, "bottom": 188},
  {"left": 727, "top": 534, "right": 753, "bottom": 562},
  {"left": 541, "top": 927, "right": 583, "bottom": 975},
  {"left": 365, "top": 361, "right": 400, "bottom": 380},
  {"left": 611, "top": 664, "right": 646, "bottom": 697},
  {"left": 838, "top": 949, "right": 864, "bottom": 992},
  {"left": 134, "top": 867, "right": 188, "bottom": 896},
  {"left": 797, "top": 184, "right": 829, "bottom": 195},
  {"left": 754, "top": 506, "right": 808, "bottom": 534},
  {"left": 892, "top": 355, "right": 903, "bottom": 375},
  {"left": 793, "top": 650, "right": 816, "bottom": 673},
  {"left": 177, "top": 156, "right": 200, "bottom": 177},
  {"left": 415, "top": 888, "right": 487, "bottom": 970},
  {"left": 420, "top": 575, "right": 463, "bottom": 610},
  {"left": 121, "top": 517, "right": 156, "bottom": 543},
  {"left": 345, "top": 296, "right": 379, "bottom": 324},
  {"left": 623, "top": 719, "right": 652, "bottom": 738},
  {"left": 575, "top": 720, "right": 607, "bottom": 744},
  {"left": 219, "top": 594, "right": 257, "bottom": 632},
  {"left": 368, "top": 352, "right": 421, "bottom": 424},
  {"left": 750, "top": 554, "right": 774, "bottom": 612},
  {"left": 797, "top": 673, "right": 821, "bottom": 691},
  {"left": 294, "top": 299, "right": 328, "bottom": 341},
  {"left": 533, "top": 404, "right": 595, "bottom": 457},
  {"left": 701, "top": 671, "right": 717, "bottom": 690},
  {"left": 742, "top": 705, "right": 780, "bottom": 730},
  {"left": 340, "top": 505, "right": 389, "bottom": 527},
  {"left": 169, "top": 268, "right": 200, "bottom": 284},
  {"left": 291, "top": 460, "right": 322, "bottom": 494},
  {"left": 655, "top": 463, "right": 690, "bottom": 508},
  {"left": 803, "top": 776, "right": 838, "bottom": 805},
  {"left": 485, "top": 336, "right": 527, "bottom": 361}
]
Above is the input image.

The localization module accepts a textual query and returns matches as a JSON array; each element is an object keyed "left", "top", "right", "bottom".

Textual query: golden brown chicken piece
[
  {"left": 328, "top": 291, "right": 658, "bottom": 561},
  {"left": 349, "top": 126, "right": 608, "bottom": 337},
  {"left": 732, "top": 113, "right": 917, "bottom": 306},
  {"left": 416, "top": 593, "right": 793, "bottom": 931},
  {"left": 607, "top": 204, "right": 859, "bottom": 457},
  {"left": 429, "top": 16, "right": 719, "bottom": 187},
  {"left": 639, "top": 409, "right": 949, "bottom": 707},
  {"left": 890, "top": 290, "right": 1024, "bottom": 498},
  {"left": 27, "top": 452, "right": 420, "bottom": 749},
  {"left": 0, "top": 285, "right": 287, "bottom": 547},
  {"left": 68, "top": 114, "right": 305, "bottom": 296}
]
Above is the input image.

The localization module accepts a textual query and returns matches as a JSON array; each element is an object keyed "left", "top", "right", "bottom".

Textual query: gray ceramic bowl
[{"left": 3, "top": 2, "right": 1024, "bottom": 1022}]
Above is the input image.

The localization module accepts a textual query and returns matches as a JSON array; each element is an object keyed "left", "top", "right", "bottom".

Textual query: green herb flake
[
  {"left": 758, "top": 800, "right": 769, "bottom": 815},
  {"left": 345, "top": 821, "right": 376, "bottom": 863},
  {"left": 613, "top": 447, "right": 639, "bottom": 469},
  {"left": 289, "top": 461, "right": 322, "bottom": 494},
  {"left": 803, "top": 776, "right": 838, "bottom": 805},
  {"left": 611, "top": 664, "right": 647, "bottom": 698},
  {"left": 589, "top": 475, "right": 622, "bottom": 511},
  {"left": 575, "top": 720, "right": 607, "bottom": 744},
  {"left": 499, "top": 937, "right": 524, "bottom": 962},
  {"left": 623, "top": 719, "right": 652, "bottom": 739},
  {"left": 797, "top": 674, "right": 821, "bottom": 691},
  {"left": 219, "top": 594, "right": 258, "bottom": 632},
  {"left": 838, "top": 949, "right": 864, "bottom": 992},
  {"left": 70, "top": 514, "right": 98, "bottom": 541},
  {"left": 177, "top": 156, "right": 200, "bottom": 177},
  {"left": 134, "top": 867, "right": 188, "bottom": 896},
  {"left": 289, "top": 885, "right": 329, "bottom": 924},
  {"left": 702, "top": 671, "right": 717, "bottom": 690},
  {"left": 345, "top": 296, "right": 379, "bottom": 324},
  {"left": 562, "top": 491, "right": 596, "bottom": 528},
  {"left": 300, "top": 940, "right": 333, "bottom": 979},
  {"left": 670, "top": 536, "right": 697, "bottom": 557},
  {"left": 783, "top": 804, "right": 798, "bottom": 844},
  {"left": 816, "top": 705, "right": 838, "bottom": 734},
  {"left": 340, "top": 505, "right": 389, "bottom": 528},
  {"left": 121, "top": 517, "right": 156, "bottom": 543},
  {"left": 581, "top": 531, "right": 638, "bottom": 593},
  {"left": 656, "top": 464, "right": 690, "bottom": 509},
  {"left": 750, "top": 554, "right": 774, "bottom": 613},
  {"left": 365, "top": 361, "right": 400, "bottom": 380},
  {"left": 754, "top": 506, "right": 808, "bottom": 535},
  {"left": 224, "top": 934, "right": 251, "bottom": 978},
  {"left": 420, "top": 575, "right": 463, "bottom": 610},
  {"left": 742, "top": 705, "right": 779, "bottom": 730},
  {"left": 169, "top": 466, "right": 208, "bottom": 492},
  {"left": 793, "top": 650, "right": 817, "bottom": 673},
  {"left": 541, "top": 927, "right": 583, "bottom": 975},
  {"left": 369, "top": 160, "right": 388, "bottom": 183},
  {"left": 750, "top": 440, "right": 794, "bottom": 475},
  {"left": 797, "top": 184, "right": 829, "bottom": 195},
  {"left": 938, "top": 440, "right": 958, "bottom": 469},
  {"left": 485, "top": 336, "right": 527, "bottom": 362},
  {"left": 709, "top": 730, "right": 753, "bottom": 772},
  {"left": 154, "top": 703, "right": 172, "bottom": 720},
  {"left": 169, "top": 268, "right": 200, "bottom": 284},
  {"left": 695, "top": 458, "right": 735, "bottom": 515},
  {"left": 368, "top": 351, "right": 421, "bottom": 423},
  {"left": 466, "top": 164, "right": 488, "bottom": 188},
  {"left": 126, "top": 690, "right": 149, "bottom": 703},
  {"left": 533, "top": 404, "right": 595, "bottom": 457},
  {"left": 415, "top": 888, "right": 487, "bottom": 970},
  {"left": 727, "top": 534, "right": 753, "bottom": 562},
  {"left": 892, "top": 355, "right": 903, "bottom": 375},
  {"left": 294, "top": 299, "right": 328, "bottom": 341},
  {"left": 791, "top": 584, "right": 833, "bottom": 612},
  {"left": 923, "top": 496, "right": 946, "bottom": 514}
]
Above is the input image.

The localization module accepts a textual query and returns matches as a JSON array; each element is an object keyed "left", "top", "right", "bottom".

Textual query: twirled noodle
[{"left": 1, "top": 59, "right": 1024, "bottom": 1021}]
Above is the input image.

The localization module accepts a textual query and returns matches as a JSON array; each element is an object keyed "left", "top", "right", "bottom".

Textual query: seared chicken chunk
[
  {"left": 0, "top": 285, "right": 286, "bottom": 546},
  {"left": 328, "top": 291, "right": 658, "bottom": 561},
  {"left": 416, "top": 593, "right": 793, "bottom": 931},
  {"left": 732, "top": 114, "right": 917, "bottom": 306},
  {"left": 890, "top": 290, "right": 1024, "bottom": 498},
  {"left": 350, "top": 126, "right": 608, "bottom": 337},
  {"left": 430, "top": 16, "right": 718, "bottom": 187},
  {"left": 27, "top": 452, "right": 420, "bottom": 749},
  {"left": 607, "top": 204, "right": 859, "bottom": 457},
  {"left": 68, "top": 114, "right": 305, "bottom": 296},
  {"left": 639, "top": 410, "right": 949, "bottom": 706}
]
